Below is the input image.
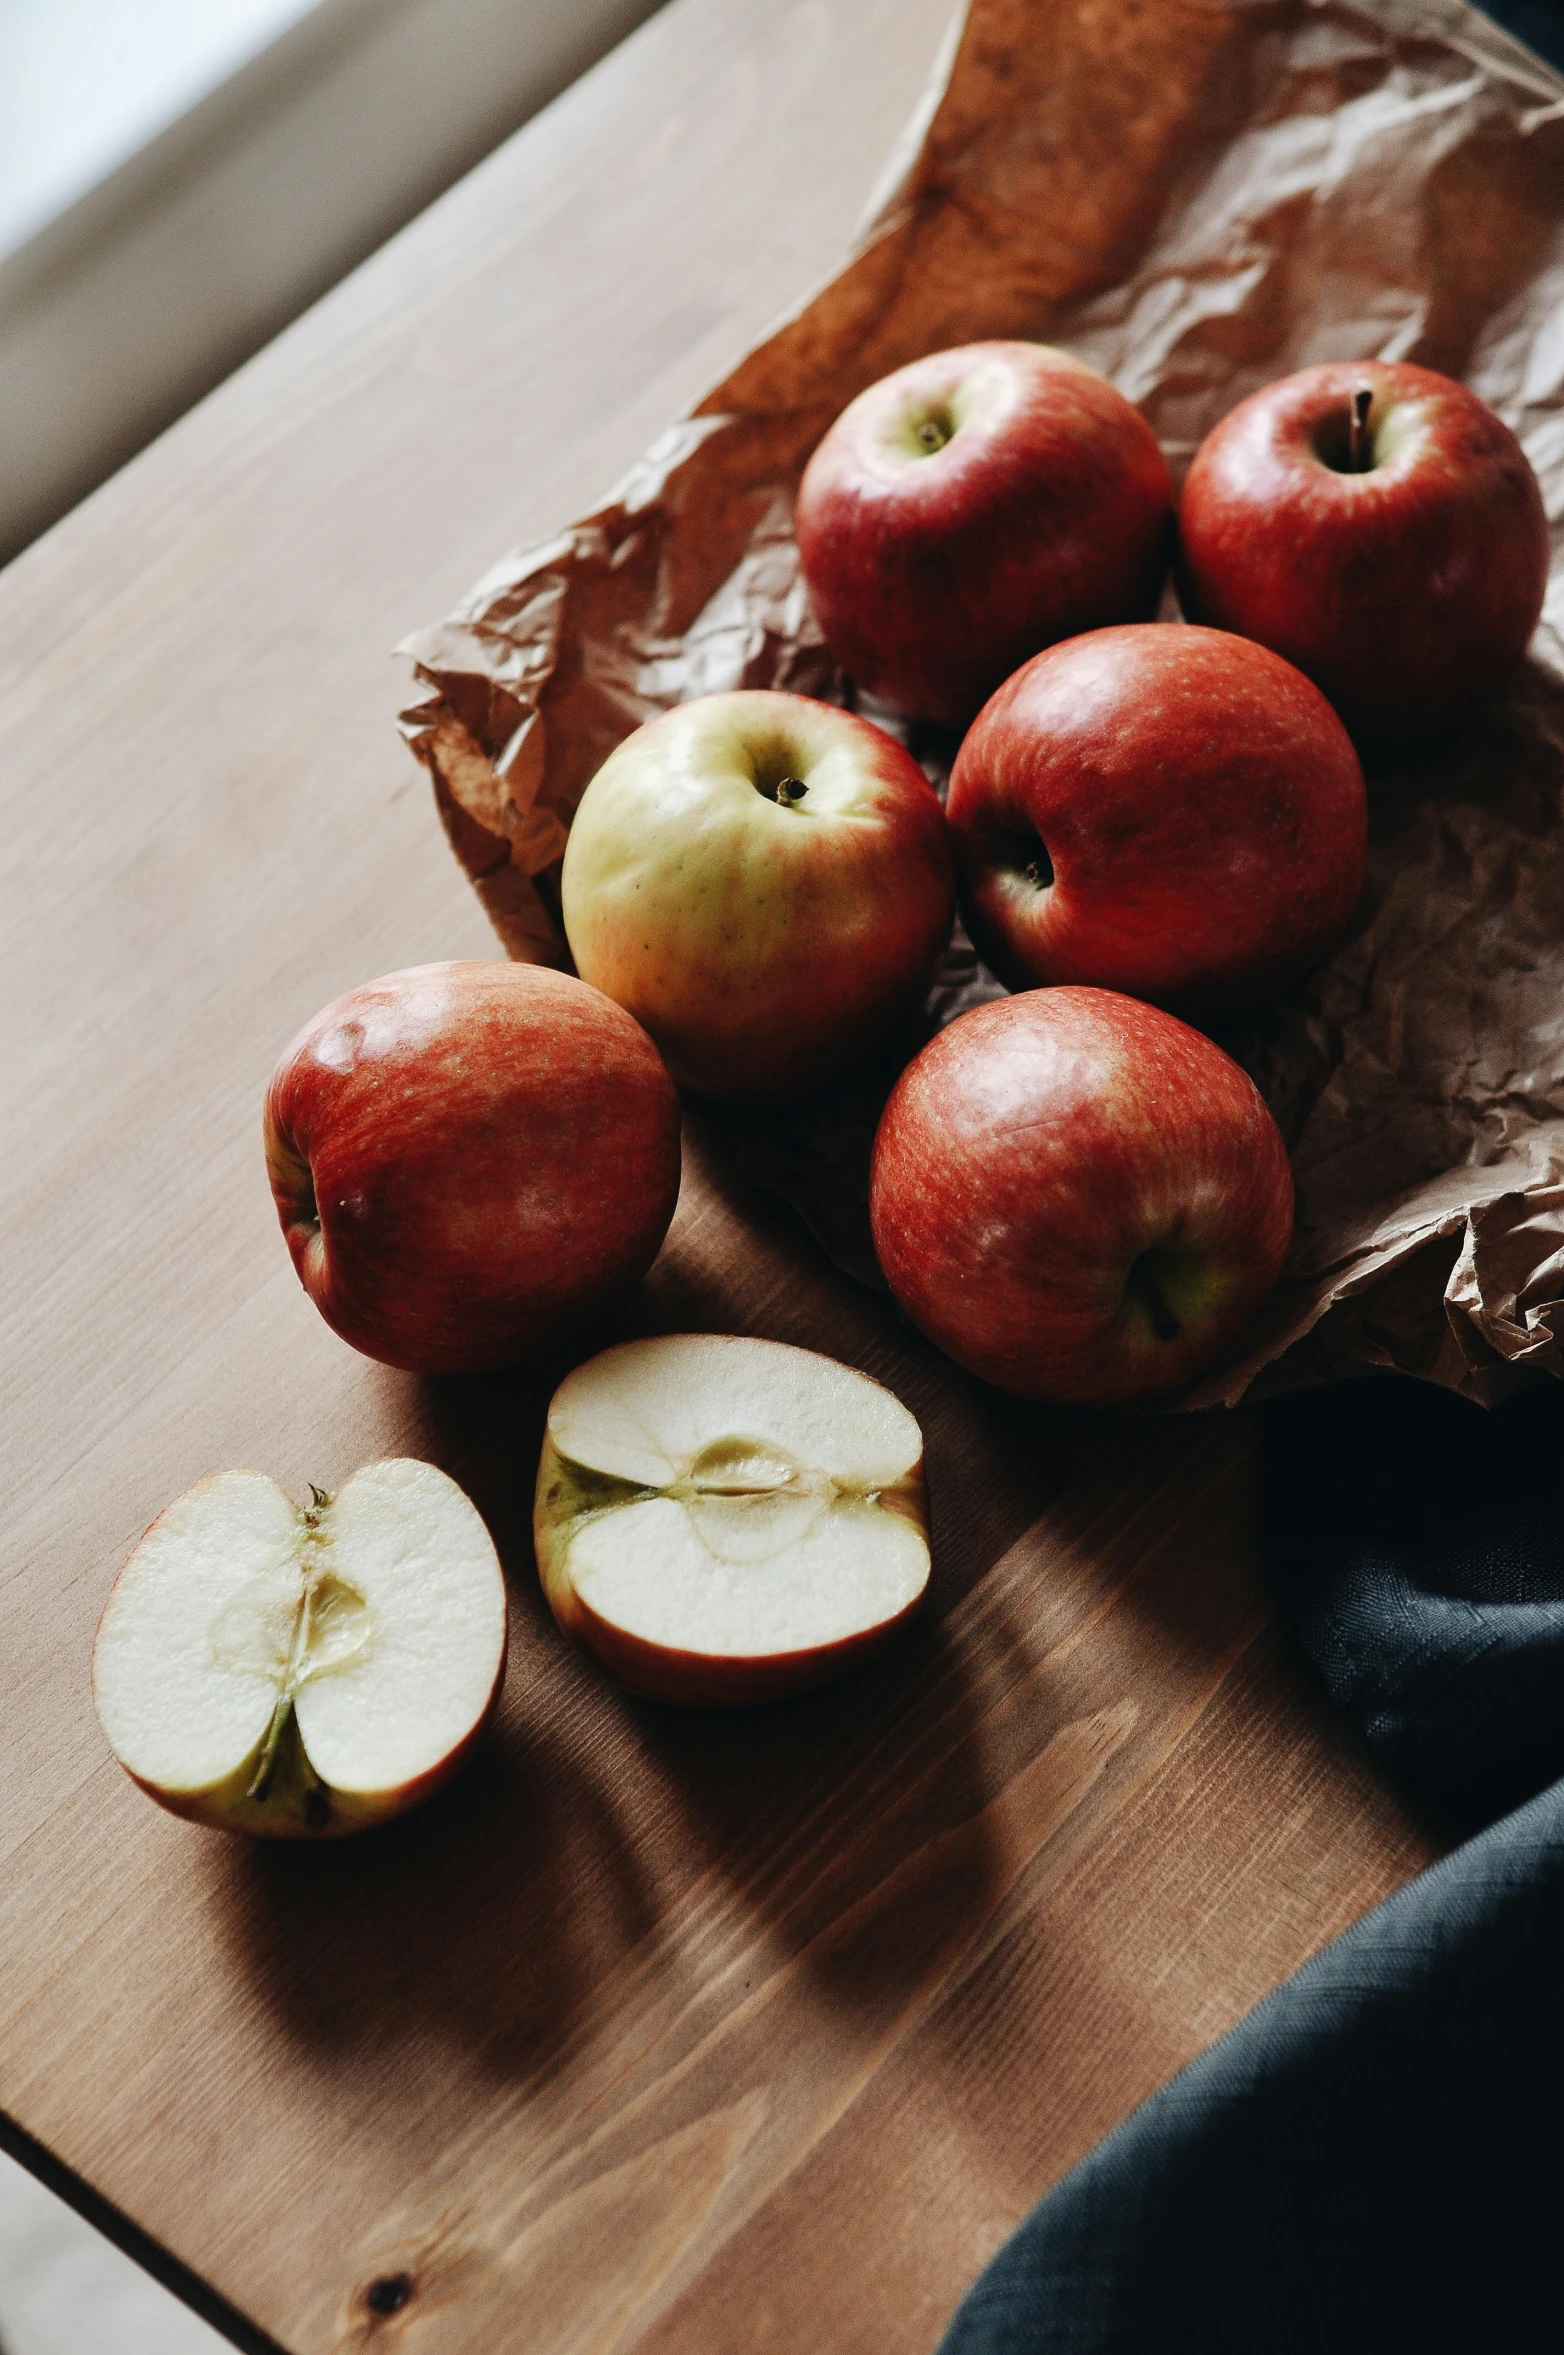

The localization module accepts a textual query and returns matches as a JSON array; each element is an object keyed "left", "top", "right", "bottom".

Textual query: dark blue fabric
[
  {"left": 938, "top": 1370, "right": 1564, "bottom": 2353},
  {"left": 1475, "top": 0, "right": 1564, "bottom": 66},
  {"left": 1268, "top": 1378, "right": 1564, "bottom": 1832}
]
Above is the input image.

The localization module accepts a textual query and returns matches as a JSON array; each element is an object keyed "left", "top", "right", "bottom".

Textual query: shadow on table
[{"left": 209, "top": 1131, "right": 1154, "bottom": 2115}]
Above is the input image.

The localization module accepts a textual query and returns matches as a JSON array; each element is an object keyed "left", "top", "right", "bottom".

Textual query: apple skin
[
  {"left": 265, "top": 961, "right": 682, "bottom": 1374},
  {"left": 1177, "top": 360, "right": 1550, "bottom": 740},
  {"left": 536, "top": 1584, "right": 923, "bottom": 1711},
  {"left": 947, "top": 623, "right": 1367, "bottom": 1014},
  {"left": 795, "top": 341, "right": 1173, "bottom": 728},
  {"left": 561, "top": 690, "right": 955, "bottom": 1104},
  {"left": 869, "top": 987, "right": 1293, "bottom": 1407}
]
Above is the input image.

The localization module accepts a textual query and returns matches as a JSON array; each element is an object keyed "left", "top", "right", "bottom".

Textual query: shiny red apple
[
  {"left": 795, "top": 341, "right": 1173, "bottom": 729},
  {"left": 869, "top": 987, "right": 1293, "bottom": 1407},
  {"left": 265, "top": 960, "right": 682, "bottom": 1374},
  {"left": 1177, "top": 360, "right": 1550, "bottom": 740},
  {"left": 947, "top": 623, "right": 1367, "bottom": 1014}
]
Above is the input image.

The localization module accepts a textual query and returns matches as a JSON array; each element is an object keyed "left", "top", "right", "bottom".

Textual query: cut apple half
[
  {"left": 534, "top": 1334, "right": 930, "bottom": 1706},
  {"left": 92, "top": 1459, "right": 507, "bottom": 1837}
]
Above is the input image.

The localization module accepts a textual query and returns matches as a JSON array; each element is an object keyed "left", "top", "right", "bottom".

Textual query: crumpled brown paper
[{"left": 399, "top": 0, "right": 1564, "bottom": 1408}]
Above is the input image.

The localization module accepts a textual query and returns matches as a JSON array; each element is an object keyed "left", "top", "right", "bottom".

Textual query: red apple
[
  {"left": 1177, "top": 360, "right": 1550, "bottom": 740},
  {"left": 869, "top": 987, "right": 1293, "bottom": 1407},
  {"left": 795, "top": 341, "right": 1173, "bottom": 729},
  {"left": 265, "top": 960, "right": 681, "bottom": 1374},
  {"left": 560, "top": 689, "right": 955, "bottom": 1103},
  {"left": 947, "top": 623, "right": 1367, "bottom": 1014}
]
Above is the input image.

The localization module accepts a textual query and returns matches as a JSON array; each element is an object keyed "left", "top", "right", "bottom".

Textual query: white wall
[
  {"left": 0, "top": 0, "right": 667, "bottom": 561},
  {"left": 0, "top": 0, "right": 322, "bottom": 260}
]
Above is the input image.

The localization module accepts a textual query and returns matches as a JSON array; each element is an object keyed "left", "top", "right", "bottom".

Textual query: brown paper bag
[{"left": 400, "top": 0, "right": 1564, "bottom": 1407}]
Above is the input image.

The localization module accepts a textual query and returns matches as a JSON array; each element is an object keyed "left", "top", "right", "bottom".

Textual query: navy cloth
[
  {"left": 1269, "top": 1378, "right": 1564, "bottom": 1833},
  {"left": 938, "top": 1374, "right": 1564, "bottom": 2354},
  {"left": 1478, "top": 0, "right": 1564, "bottom": 62}
]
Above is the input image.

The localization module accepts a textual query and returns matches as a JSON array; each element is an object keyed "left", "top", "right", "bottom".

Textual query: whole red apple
[
  {"left": 265, "top": 961, "right": 681, "bottom": 1374},
  {"left": 795, "top": 341, "right": 1172, "bottom": 729},
  {"left": 1177, "top": 360, "right": 1550, "bottom": 739},
  {"left": 561, "top": 690, "right": 955, "bottom": 1103},
  {"left": 869, "top": 987, "right": 1293, "bottom": 1407},
  {"left": 947, "top": 623, "right": 1367, "bottom": 1013}
]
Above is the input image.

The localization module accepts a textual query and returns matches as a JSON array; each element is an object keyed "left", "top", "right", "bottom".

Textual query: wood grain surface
[{"left": 0, "top": 1, "right": 1438, "bottom": 2349}]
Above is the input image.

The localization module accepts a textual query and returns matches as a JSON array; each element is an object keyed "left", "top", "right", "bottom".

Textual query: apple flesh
[
  {"left": 534, "top": 1334, "right": 930, "bottom": 1706},
  {"left": 869, "top": 988, "right": 1293, "bottom": 1407},
  {"left": 265, "top": 960, "right": 682, "bottom": 1374},
  {"left": 947, "top": 624, "right": 1367, "bottom": 1014},
  {"left": 1177, "top": 360, "right": 1551, "bottom": 740},
  {"left": 795, "top": 341, "right": 1173, "bottom": 728},
  {"left": 92, "top": 1460, "right": 508, "bottom": 1836},
  {"left": 560, "top": 691, "right": 955, "bottom": 1104}
]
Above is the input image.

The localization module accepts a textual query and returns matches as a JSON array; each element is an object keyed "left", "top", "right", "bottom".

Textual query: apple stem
[
  {"left": 1348, "top": 385, "right": 1373, "bottom": 472},
  {"left": 774, "top": 776, "right": 809, "bottom": 808}
]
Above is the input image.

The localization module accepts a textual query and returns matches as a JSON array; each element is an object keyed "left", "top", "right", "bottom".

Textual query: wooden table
[{"left": 0, "top": 2, "right": 1439, "bottom": 2348}]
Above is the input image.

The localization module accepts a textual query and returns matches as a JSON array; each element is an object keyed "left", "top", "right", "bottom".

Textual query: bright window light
[{"left": 0, "top": 0, "right": 322, "bottom": 258}]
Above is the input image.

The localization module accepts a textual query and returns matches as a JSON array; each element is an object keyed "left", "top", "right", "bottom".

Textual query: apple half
[
  {"left": 93, "top": 1460, "right": 508, "bottom": 1836},
  {"left": 534, "top": 1335, "right": 930, "bottom": 1706}
]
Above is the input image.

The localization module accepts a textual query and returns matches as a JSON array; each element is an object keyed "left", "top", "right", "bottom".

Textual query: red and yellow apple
[
  {"left": 560, "top": 690, "right": 955, "bottom": 1103},
  {"left": 795, "top": 341, "right": 1173, "bottom": 728},
  {"left": 869, "top": 987, "right": 1293, "bottom": 1407},
  {"left": 265, "top": 960, "right": 681, "bottom": 1374},
  {"left": 1177, "top": 360, "right": 1550, "bottom": 739},
  {"left": 947, "top": 623, "right": 1367, "bottom": 1014}
]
